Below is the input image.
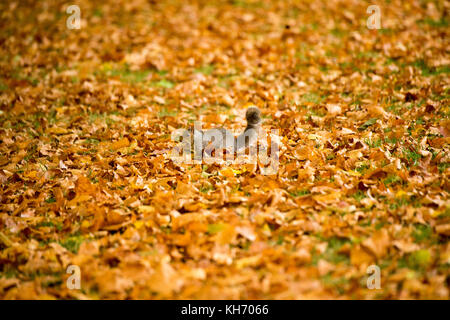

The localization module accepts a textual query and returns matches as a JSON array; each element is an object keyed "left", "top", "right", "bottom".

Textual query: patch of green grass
[
  {"left": 330, "top": 27, "right": 346, "bottom": 38},
  {"left": 356, "top": 163, "right": 370, "bottom": 174},
  {"left": 0, "top": 267, "right": 62, "bottom": 287},
  {"left": 384, "top": 174, "right": 401, "bottom": 186},
  {"left": 407, "top": 249, "right": 432, "bottom": 269},
  {"left": 289, "top": 189, "right": 311, "bottom": 197},
  {"left": 0, "top": 268, "right": 20, "bottom": 279},
  {"left": 302, "top": 92, "right": 324, "bottom": 104},
  {"left": 339, "top": 61, "right": 355, "bottom": 70},
  {"left": 46, "top": 110, "right": 57, "bottom": 125},
  {"left": 275, "top": 235, "right": 284, "bottom": 245},
  {"left": 157, "top": 107, "right": 178, "bottom": 118},
  {"left": 98, "top": 64, "right": 163, "bottom": 84},
  {"left": 35, "top": 220, "right": 63, "bottom": 231},
  {"left": 93, "top": 8, "right": 103, "bottom": 17},
  {"left": 352, "top": 190, "right": 366, "bottom": 203},
  {"left": 365, "top": 138, "right": 382, "bottom": 148},
  {"left": 412, "top": 59, "right": 449, "bottom": 77},
  {"left": 379, "top": 28, "right": 395, "bottom": 35},
  {"left": 71, "top": 76, "right": 79, "bottom": 84},
  {"left": 217, "top": 73, "right": 239, "bottom": 88},
  {"left": 321, "top": 272, "right": 349, "bottom": 294},
  {"left": 308, "top": 107, "right": 327, "bottom": 118},
  {"left": 87, "top": 168, "right": 99, "bottom": 184},
  {"left": 437, "top": 263, "right": 450, "bottom": 272},
  {"left": 45, "top": 196, "right": 56, "bottom": 204},
  {"left": 195, "top": 64, "right": 214, "bottom": 75},
  {"left": 387, "top": 104, "right": 403, "bottom": 115},
  {"left": 312, "top": 237, "right": 351, "bottom": 265},
  {"left": 412, "top": 224, "right": 432, "bottom": 243},
  {"left": 11, "top": 67, "right": 40, "bottom": 86},
  {"left": 356, "top": 51, "right": 379, "bottom": 59},
  {"left": 389, "top": 197, "right": 409, "bottom": 210},
  {"left": 375, "top": 221, "right": 386, "bottom": 230},
  {"left": 207, "top": 223, "right": 225, "bottom": 235},
  {"left": 24, "top": 144, "right": 38, "bottom": 162},
  {"left": 59, "top": 234, "right": 84, "bottom": 254},
  {"left": 83, "top": 138, "right": 100, "bottom": 145},
  {"left": 358, "top": 118, "right": 377, "bottom": 131},
  {"left": 403, "top": 147, "right": 422, "bottom": 166},
  {"left": 88, "top": 112, "right": 117, "bottom": 126},
  {"left": 358, "top": 219, "right": 372, "bottom": 227},
  {"left": 437, "top": 162, "right": 449, "bottom": 173},
  {"left": 384, "top": 137, "right": 399, "bottom": 145},
  {"left": 319, "top": 65, "right": 330, "bottom": 73},
  {"left": 231, "top": 0, "right": 264, "bottom": 8},
  {"left": 0, "top": 79, "right": 8, "bottom": 91},
  {"left": 153, "top": 79, "right": 174, "bottom": 89},
  {"left": 200, "top": 185, "right": 214, "bottom": 194},
  {"left": 119, "top": 69, "right": 150, "bottom": 83},
  {"left": 415, "top": 118, "right": 425, "bottom": 125},
  {"left": 418, "top": 17, "right": 449, "bottom": 28}
]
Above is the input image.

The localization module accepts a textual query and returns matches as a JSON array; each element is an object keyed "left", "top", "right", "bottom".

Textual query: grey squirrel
[{"left": 191, "top": 106, "right": 262, "bottom": 159}]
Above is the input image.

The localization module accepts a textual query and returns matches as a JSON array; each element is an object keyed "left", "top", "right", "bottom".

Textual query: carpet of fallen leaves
[{"left": 0, "top": 0, "right": 449, "bottom": 300}]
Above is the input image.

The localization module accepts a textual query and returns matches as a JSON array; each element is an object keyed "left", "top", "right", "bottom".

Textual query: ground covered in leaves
[{"left": 0, "top": 0, "right": 449, "bottom": 299}]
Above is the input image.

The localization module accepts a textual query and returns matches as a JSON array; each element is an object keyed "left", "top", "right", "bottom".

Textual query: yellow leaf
[
  {"left": 343, "top": 170, "right": 361, "bottom": 177},
  {"left": 79, "top": 156, "right": 91, "bottom": 164},
  {"left": 129, "top": 140, "right": 137, "bottom": 149},
  {"left": 430, "top": 209, "right": 442, "bottom": 218},
  {"left": 242, "top": 102, "right": 257, "bottom": 110},
  {"left": 308, "top": 134, "right": 322, "bottom": 140},
  {"left": 220, "top": 167, "right": 235, "bottom": 177},
  {"left": 232, "top": 168, "right": 245, "bottom": 175},
  {"left": 138, "top": 205, "right": 155, "bottom": 215},
  {"left": 24, "top": 170, "right": 37, "bottom": 179},
  {"left": 81, "top": 220, "right": 91, "bottom": 229},
  {"left": 395, "top": 190, "right": 407, "bottom": 198},
  {"left": 0, "top": 231, "right": 14, "bottom": 247},
  {"left": 47, "top": 127, "right": 68, "bottom": 134},
  {"left": 236, "top": 255, "right": 261, "bottom": 269},
  {"left": 111, "top": 138, "right": 130, "bottom": 150},
  {"left": 134, "top": 220, "right": 144, "bottom": 229}
]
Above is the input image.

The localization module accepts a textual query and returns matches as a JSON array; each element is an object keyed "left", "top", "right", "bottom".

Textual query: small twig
[{"left": 0, "top": 231, "right": 14, "bottom": 247}]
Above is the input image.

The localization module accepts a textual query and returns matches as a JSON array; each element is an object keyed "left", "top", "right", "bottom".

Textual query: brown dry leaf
[
  {"left": 435, "top": 224, "right": 450, "bottom": 236},
  {"left": 172, "top": 213, "right": 207, "bottom": 231},
  {"left": 361, "top": 229, "right": 390, "bottom": 260},
  {"left": 350, "top": 245, "right": 375, "bottom": 266},
  {"left": 147, "top": 257, "right": 183, "bottom": 296},
  {"left": 111, "top": 138, "right": 130, "bottom": 150}
]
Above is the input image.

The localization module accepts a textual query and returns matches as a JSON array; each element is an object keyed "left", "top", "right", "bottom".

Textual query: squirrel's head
[{"left": 245, "top": 106, "right": 262, "bottom": 126}]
